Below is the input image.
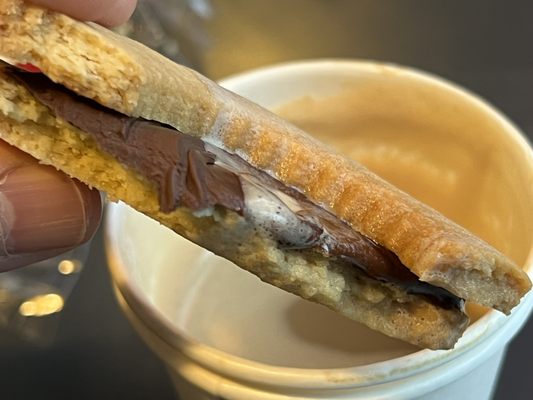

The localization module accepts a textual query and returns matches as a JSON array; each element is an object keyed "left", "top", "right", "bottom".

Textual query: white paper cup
[{"left": 105, "top": 60, "right": 533, "bottom": 399}]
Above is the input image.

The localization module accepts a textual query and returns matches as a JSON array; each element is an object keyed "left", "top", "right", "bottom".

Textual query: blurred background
[{"left": 1, "top": 0, "right": 532, "bottom": 398}]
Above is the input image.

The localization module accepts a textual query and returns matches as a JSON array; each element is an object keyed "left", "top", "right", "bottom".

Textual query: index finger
[{"left": 28, "top": 0, "right": 138, "bottom": 27}]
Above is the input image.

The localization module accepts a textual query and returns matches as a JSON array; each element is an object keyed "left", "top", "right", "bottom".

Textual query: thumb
[
  {"left": 28, "top": 0, "right": 138, "bottom": 27},
  {"left": 0, "top": 140, "right": 102, "bottom": 272}
]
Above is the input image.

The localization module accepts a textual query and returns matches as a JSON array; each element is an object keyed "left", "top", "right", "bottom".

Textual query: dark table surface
[{"left": 1, "top": 1, "right": 532, "bottom": 399}]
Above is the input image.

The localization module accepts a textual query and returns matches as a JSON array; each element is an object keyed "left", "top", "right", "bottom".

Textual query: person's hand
[{"left": 0, "top": 0, "right": 137, "bottom": 272}]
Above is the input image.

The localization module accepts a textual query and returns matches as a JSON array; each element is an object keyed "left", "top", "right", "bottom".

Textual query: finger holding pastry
[
  {"left": 0, "top": 140, "right": 101, "bottom": 271},
  {"left": 28, "top": 0, "right": 138, "bottom": 27}
]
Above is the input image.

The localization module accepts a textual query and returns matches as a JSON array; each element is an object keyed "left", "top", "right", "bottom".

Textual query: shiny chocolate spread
[{"left": 12, "top": 69, "right": 463, "bottom": 310}]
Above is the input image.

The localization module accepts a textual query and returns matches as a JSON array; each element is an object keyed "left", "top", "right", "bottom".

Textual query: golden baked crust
[
  {"left": 0, "top": 0, "right": 217, "bottom": 134},
  {"left": 0, "top": 0, "right": 529, "bottom": 316}
]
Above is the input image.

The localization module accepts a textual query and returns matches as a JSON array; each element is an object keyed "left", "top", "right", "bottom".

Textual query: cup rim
[{"left": 105, "top": 59, "right": 533, "bottom": 390}]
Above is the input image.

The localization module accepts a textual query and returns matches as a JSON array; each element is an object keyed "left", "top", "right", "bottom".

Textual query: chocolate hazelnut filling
[{"left": 13, "top": 69, "right": 463, "bottom": 310}]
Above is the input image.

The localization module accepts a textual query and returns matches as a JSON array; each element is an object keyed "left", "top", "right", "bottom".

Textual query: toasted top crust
[{"left": 0, "top": 0, "right": 530, "bottom": 313}]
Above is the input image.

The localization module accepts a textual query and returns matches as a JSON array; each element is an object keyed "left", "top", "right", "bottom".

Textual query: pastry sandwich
[{"left": 0, "top": 0, "right": 530, "bottom": 349}]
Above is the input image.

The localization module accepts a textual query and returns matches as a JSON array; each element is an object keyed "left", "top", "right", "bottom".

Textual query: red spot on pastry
[{"left": 16, "top": 63, "right": 41, "bottom": 73}]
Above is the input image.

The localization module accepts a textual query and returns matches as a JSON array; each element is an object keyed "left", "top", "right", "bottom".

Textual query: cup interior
[{"left": 106, "top": 61, "right": 533, "bottom": 372}]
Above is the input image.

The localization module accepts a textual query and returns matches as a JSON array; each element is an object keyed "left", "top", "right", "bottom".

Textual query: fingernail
[{"left": 0, "top": 162, "right": 101, "bottom": 266}]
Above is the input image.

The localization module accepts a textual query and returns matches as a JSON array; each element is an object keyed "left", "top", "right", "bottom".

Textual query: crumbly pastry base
[{"left": 0, "top": 70, "right": 468, "bottom": 349}]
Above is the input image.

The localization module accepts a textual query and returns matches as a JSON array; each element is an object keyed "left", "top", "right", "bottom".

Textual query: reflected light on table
[
  {"left": 57, "top": 259, "right": 81, "bottom": 275},
  {"left": 19, "top": 294, "right": 64, "bottom": 317}
]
